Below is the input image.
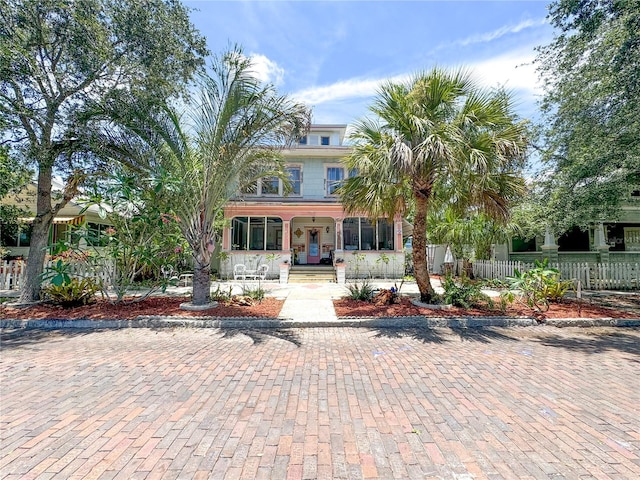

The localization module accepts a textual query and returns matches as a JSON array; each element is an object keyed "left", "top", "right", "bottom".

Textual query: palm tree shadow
[
  {"left": 535, "top": 331, "right": 640, "bottom": 358},
  {"left": 218, "top": 327, "right": 301, "bottom": 347},
  {"left": 371, "top": 327, "right": 448, "bottom": 344},
  {"left": 452, "top": 327, "right": 520, "bottom": 344},
  {"left": 0, "top": 328, "right": 109, "bottom": 351}
]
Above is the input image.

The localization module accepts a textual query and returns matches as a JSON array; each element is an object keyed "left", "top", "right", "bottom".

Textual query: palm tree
[
  {"left": 102, "top": 47, "right": 310, "bottom": 306},
  {"left": 341, "top": 68, "right": 527, "bottom": 302}
]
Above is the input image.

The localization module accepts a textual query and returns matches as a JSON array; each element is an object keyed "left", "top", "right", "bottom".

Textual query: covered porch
[{"left": 221, "top": 203, "right": 406, "bottom": 281}]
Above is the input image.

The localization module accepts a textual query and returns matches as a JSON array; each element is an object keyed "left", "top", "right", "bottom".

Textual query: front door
[{"left": 307, "top": 228, "right": 320, "bottom": 264}]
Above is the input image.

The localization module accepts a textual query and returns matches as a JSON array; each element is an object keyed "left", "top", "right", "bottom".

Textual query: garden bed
[
  {"left": 1, "top": 296, "right": 284, "bottom": 320},
  {"left": 334, "top": 296, "right": 640, "bottom": 320}
]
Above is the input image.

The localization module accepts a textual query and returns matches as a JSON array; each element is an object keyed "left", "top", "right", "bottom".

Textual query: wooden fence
[
  {"left": 473, "top": 260, "right": 640, "bottom": 290},
  {"left": 0, "top": 260, "right": 112, "bottom": 291}
]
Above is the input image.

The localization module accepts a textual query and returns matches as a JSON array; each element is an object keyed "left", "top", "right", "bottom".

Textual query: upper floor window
[
  {"left": 298, "top": 136, "right": 308, "bottom": 145},
  {"left": 286, "top": 166, "right": 302, "bottom": 196},
  {"left": 242, "top": 166, "right": 303, "bottom": 197},
  {"left": 326, "top": 166, "right": 357, "bottom": 196},
  {"left": 321, "top": 136, "right": 330, "bottom": 146},
  {"left": 260, "top": 176, "right": 279, "bottom": 196},
  {"left": 326, "top": 166, "right": 344, "bottom": 195}
]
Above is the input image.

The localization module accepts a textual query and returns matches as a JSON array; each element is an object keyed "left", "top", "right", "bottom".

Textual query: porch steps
[{"left": 288, "top": 265, "right": 336, "bottom": 283}]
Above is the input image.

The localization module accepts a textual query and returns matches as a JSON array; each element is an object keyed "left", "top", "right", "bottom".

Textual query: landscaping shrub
[
  {"left": 502, "top": 259, "right": 573, "bottom": 312},
  {"left": 347, "top": 280, "right": 375, "bottom": 301},
  {"left": 441, "top": 275, "right": 489, "bottom": 308},
  {"left": 42, "top": 278, "right": 100, "bottom": 307}
]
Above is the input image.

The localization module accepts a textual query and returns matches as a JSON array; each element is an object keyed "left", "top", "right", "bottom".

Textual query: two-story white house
[{"left": 219, "top": 125, "right": 406, "bottom": 280}]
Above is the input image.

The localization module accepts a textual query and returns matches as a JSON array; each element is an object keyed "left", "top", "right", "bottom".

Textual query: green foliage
[
  {"left": 210, "top": 284, "right": 233, "bottom": 302},
  {"left": 441, "top": 275, "right": 488, "bottom": 309},
  {"left": 41, "top": 259, "right": 72, "bottom": 287},
  {"left": 534, "top": 0, "right": 640, "bottom": 231},
  {"left": 503, "top": 259, "right": 573, "bottom": 313},
  {"left": 0, "top": 147, "right": 32, "bottom": 226},
  {"left": 340, "top": 68, "right": 528, "bottom": 302},
  {"left": 84, "top": 170, "right": 191, "bottom": 273},
  {"left": 427, "top": 207, "right": 515, "bottom": 261},
  {"left": 241, "top": 284, "right": 265, "bottom": 302},
  {"left": 2, "top": 0, "right": 208, "bottom": 303},
  {"left": 102, "top": 46, "right": 310, "bottom": 306},
  {"left": 346, "top": 280, "right": 375, "bottom": 301},
  {"left": 42, "top": 277, "right": 100, "bottom": 307}
]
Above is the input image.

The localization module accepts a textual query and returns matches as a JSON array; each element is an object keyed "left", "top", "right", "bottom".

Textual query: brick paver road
[{"left": 1, "top": 326, "right": 639, "bottom": 479}]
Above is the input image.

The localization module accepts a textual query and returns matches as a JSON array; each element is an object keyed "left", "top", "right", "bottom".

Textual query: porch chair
[
  {"left": 233, "top": 264, "right": 246, "bottom": 280},
  {"left": 257, "top": 264, "right": 269, "bottom": 280}
]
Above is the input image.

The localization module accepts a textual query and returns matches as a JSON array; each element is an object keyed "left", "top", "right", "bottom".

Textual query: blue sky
[{"left": 184, "top": 1, "right": 554, "bottom": 127}]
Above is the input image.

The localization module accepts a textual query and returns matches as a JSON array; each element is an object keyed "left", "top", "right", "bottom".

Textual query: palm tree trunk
[
  {"left": 191, "top": 254, "right": 211, "bottom": 306},
  {"left": 413, "top": 193, "right": 436, "bottom": 303}
]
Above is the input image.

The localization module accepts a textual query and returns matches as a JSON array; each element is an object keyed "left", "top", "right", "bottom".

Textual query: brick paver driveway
[{"left": 1, "top": 326, "right": 639, "bottom": 479}]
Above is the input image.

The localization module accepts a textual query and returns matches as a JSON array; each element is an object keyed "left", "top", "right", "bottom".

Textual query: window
[
  {"left": 87, "top": 223, "right": 110, "bottom": 247},
  {"left": 343, "top": 218, "right": 359, "bottom": 250},
  {"left": 1, "top": 224, "right": 19, "bottom": 247},
  {"left": 298, "top": 136, "right": 308, "bottom": 145},
  {"left": 286, "top": 166, "right": 302, "bottom": 196},
  {"left": 377, "top": 219, "right": 394, "bottom": 250},
  {"left": 511, "top": 237, "right": 536, "bottom": 252},
  {"left": 232, "top": 217, "right": 248, "bottom": 250},
  {"left": 326, "top": 166, "right": 344, "bottom": 195},
  {"left": 260, "top": 176, "right": 279, "bottom": 195},
  {"left": 361, "top": 218, "right": 374, "bottom": 250},
  {"left": 241, "top": 167, "right": 303, "bottom": 197},
  {"left": 321, "top": 136, "right": 330, "bottom": 146},
  {"left": 342, "top": 217, "right": 394, "bottom": 250},
  {"left": 232, "top": 216, "right": 282, "bottom": 251}
]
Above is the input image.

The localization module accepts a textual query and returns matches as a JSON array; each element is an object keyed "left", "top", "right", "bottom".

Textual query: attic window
[{"left": 321, "top": 136, "right": 330, "bottom": 146}]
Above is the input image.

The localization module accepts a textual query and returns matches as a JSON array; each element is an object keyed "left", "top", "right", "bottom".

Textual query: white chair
[
  {"left": 233, "top": 264, "right": 246, "bottom": 280},
  {"left": 257, "top": 264, "right": 269, "bottom": 280}
]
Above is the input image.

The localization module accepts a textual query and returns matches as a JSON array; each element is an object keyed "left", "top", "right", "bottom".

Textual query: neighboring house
[
  {"left": 0, "top": 179, "right": 111, "bottom": 259},
  {"left": 497, "top": 188, "right": 640, "bottom": 264},
  {"left": 219, "top": 125, "right": 406, "bottom": 280}
]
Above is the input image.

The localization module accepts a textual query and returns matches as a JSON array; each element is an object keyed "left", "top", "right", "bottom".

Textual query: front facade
[{"left": 220, "top": 125, "right": 405, "bottom": 280}]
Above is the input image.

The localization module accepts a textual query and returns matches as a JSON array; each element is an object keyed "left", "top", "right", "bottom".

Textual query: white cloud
[
  {"left": 456, "top": 18, "right": 548, "bottom": 47},
  {"left": 291, "top": 46, "right": 540, "bottom": 109},
  {"left": 467, "top": 48, "right": 541, "bottom": 93},
  {"left": 291, "top": 73, "right": 409, "bottom": 106},
  {"left": 248, "top": 53, "right": 285, "bottom": 86}
]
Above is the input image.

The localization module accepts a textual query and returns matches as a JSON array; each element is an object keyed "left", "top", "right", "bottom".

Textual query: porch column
[
  {"left": 283, "top": 220, "right": 291, "bottom": 251},
  {"left": 541, "top": 228, "right": 559, "bottom": 264},
  {"left": 594, "top": 223, "right": 610, "bottom": 263},
  {"left": 395, "top": 217, "right": 403, "bottom": 252},
  {"left": 334, "top": 219, "right": 343, "bottom": 261}
]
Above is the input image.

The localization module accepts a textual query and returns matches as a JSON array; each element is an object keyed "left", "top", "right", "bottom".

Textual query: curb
[{"left": 2, "top": 316, "right": 640, "bottom": 330}]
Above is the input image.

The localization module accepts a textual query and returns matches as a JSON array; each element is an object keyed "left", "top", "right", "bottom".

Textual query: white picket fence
[
  {"left": 0, "top": 260, "right": 112, "bottom": 291},
  {"left": 473, "top": 260, "right": 640, "bottom": 290}
]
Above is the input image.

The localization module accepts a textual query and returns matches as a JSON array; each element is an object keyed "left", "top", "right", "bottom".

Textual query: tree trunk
[
  {"left": 413, "top": 193, "right": 436, "bottom": 303},
  {"left": 191, "top": 254, "right": 211, "bottom": 306},
  {"left": 19, "top": 167, "right": 54, "bottom": 303},
  {"left": 18, "top": 219, "right": 50, "bottom": 303}
]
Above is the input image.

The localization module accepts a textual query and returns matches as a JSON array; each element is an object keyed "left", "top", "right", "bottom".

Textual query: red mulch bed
[
  {"left": 334, "top": 297, "right": 640, "bottom": 320},
  {"left": 1, "top": 296, "right": 284, "bottom": 320}
]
